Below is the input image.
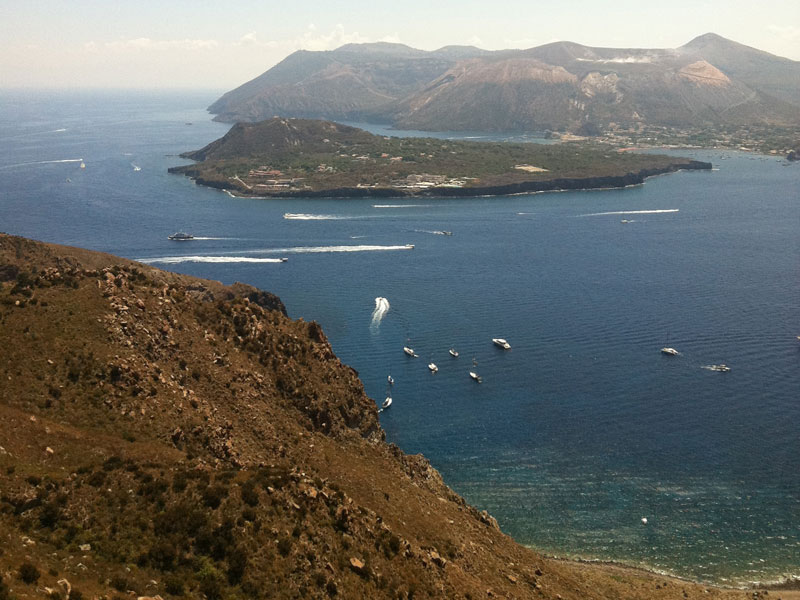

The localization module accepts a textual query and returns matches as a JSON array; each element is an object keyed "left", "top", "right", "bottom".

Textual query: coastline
[{"left": 171, "top": 159, "right": 712, "bottom": 199}]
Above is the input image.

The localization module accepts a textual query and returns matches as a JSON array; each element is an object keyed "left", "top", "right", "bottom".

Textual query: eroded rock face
[
  {"left": 581, "top": 72, "right": 623, "bottom": 102},
  {"left": 678, "top": 60, "right": 731, "bottom": 86}
]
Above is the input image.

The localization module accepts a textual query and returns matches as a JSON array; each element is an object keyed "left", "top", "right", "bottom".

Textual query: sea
[{"left": 1, "top": 89, "right": 798, "bottom": 587}]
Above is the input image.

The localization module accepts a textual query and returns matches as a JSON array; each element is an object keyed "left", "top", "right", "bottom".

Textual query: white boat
[
  {"left": 168, "top": 232, "right": 194, "bottom": 241},
  {"left": 449, "top": 348, "right": 459, "bottom": 358},
  {"left": 661, "top": 347, "right": 680, "bottom": 356},
  {"left": 492, "top": 338, "right": 511, "bottom": 350},
  {"left": 706, "top": 364, "right": 731, "bottom": 372},
  {"left": 621, "top": 219, "right": 630, "bottom": 224},
  {"left": 387, "top": 375, "right": 394, "bottom": 385},
  {"left": 428, "top": 362, "right": 438, "bottom": 373},
  {"left": 403, "top": 346, "right": 418, "bottom": 358},
  {"left": 469, "top": 371, "right": 482, "bottom": 383},
  {"left": 405, "top": 244, "right": 415, "bottom": 250},
  {"left": 382, "top": 396, "right": 392, "bottom": 409}
]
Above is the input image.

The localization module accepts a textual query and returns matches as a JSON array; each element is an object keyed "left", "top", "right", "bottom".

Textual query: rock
[
  {"left": 430, "top": 551, "right": 447, "bottom": 568},
  {"left": 45, "top": 446, "right": 54, "bottom": 455},
  {"left": 79, "top": 543, "right": 92, "bottom": 552},
  {"left": 349, "top": 557, "right": 365, "bottom": 574},
  {"left": 506, "top": 574, "right": 517, "bottom": 584}
]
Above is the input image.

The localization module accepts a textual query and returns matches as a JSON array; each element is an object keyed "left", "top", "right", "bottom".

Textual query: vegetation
[{"left": 171, "top": 118, "right": 707, "bottom": 197}]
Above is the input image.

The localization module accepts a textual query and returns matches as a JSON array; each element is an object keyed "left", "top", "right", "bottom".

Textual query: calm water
[{"left": 1, "top": 90, "right": 798, "bottom": 586}]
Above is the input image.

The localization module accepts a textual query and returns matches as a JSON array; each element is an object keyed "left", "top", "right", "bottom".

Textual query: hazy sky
[{"left": 2, "top": 0, "right": 799, "bottom": 89}]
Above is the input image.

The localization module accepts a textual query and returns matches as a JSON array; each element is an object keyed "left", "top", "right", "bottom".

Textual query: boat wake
[
  {"left": 283, "top": 213, "right": 363, "bottom": 220},
  {"left": 372, "top": 204, "right": 433, "bottom": 208},
  {"left": 0, "top": 158, "right": 84, "bottom": 170},
  {"left": 370, "top": 297, "right": 390, "bottom": 333},
  {"left": 412, "top": 229, "right": 452, "bottom": 236},
  {"left": 138, "top": 256, "right": 286, "bottom": 264},
  {"left": 579, "top": 209, "right": 680, "bottom": 217},
  {"left": 190, "top": 237, "right": 241, "bottom": 241},
  {"left": 241, "top": 244, "right": 414, "bottom": 254}
]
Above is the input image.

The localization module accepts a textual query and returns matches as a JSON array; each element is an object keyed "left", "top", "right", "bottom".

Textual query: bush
[
  {"left": 18, "top": 562, "right": 40, "bottom": 584},
  {"left": 202, "top": 485, "right": 228, "bottom": 509},
  {"left": 110, "top": 575, "right": 128, "bottom": 592},
  {"left": 163, "top": 575, "right": 184, "bottom": 596}
]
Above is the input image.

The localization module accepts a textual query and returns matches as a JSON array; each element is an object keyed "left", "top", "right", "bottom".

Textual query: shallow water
[{"left": 1, "top": 90, "right": 798, "bottom": 586}]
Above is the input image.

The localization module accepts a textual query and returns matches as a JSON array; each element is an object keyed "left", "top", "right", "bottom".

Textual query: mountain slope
[
  {"left": 0, "top": 234, "right": 759, "bottom": 599},
  {"left": 209, "top": 34, "right": 800, "bottom": 132}
]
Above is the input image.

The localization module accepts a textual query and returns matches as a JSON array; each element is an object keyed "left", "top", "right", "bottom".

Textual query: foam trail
[
  {"left": 579, "top": 209, "right": 680, "bottom": 217},
  {"left": 138, "top": 256, "right": 287, "bottom": 264},
  {"left": 373, "top": 204, "right": 432, "bottom": 208},
  {"left": 412, "top": 229, "right": 450, "bottom": 236},
  {"left": 246, "top": 244, "right": 415, "bottom": 254},
  {"left": 0, "top": 158, "right": 83, "bottom": 170},
  {"left": 191, "top": 237, "right": 241, "bottom": 241},
  {"left": 283, "top": 213, "right": 357, "bottom": 220},
  {"left": 370, "top": 297, "right": 390, "bottom": 333}
]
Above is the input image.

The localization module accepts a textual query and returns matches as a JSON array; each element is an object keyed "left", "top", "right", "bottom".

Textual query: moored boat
[
  {"left": 469, "top": 371, "right": 482, "bottom": 383},
  {"left": 428, "top": 362, "right": 438, "bottom": 373},
  {"left": 661, "top": 347, "right": 680, "bottom": 356},
  {"left": 492, "top": 338, "right": 511, "bottom": 350},
  {"left": 449, "top": 348, "right": 459, "bottom": 358},
  {"left": 403, "top": 346, "right": 418, "bottom": 358},
  {"left": 381, "top": 396, "right": 392, "bottom": 410}
]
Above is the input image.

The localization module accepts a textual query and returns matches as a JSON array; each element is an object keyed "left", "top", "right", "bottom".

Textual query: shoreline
[{"left": 172, "top": 160, "right": 712, "bottom": 200}]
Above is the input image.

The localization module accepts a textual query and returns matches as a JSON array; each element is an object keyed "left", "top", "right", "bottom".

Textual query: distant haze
[{"left": 1, "top": 0, "right": 799, "bottom": 89}]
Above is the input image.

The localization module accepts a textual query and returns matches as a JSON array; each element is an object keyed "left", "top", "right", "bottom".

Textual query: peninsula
[{"left": 169, "top": 118, "right": 711, "bottom": 198}]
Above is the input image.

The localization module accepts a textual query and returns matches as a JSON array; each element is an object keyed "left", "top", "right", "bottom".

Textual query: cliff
[{"left": 0, "top": 234, "right": 754, "bottom": 599}]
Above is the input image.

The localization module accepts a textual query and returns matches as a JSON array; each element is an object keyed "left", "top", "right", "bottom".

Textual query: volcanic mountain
[{"left": 209, "top": 34, "right": 800, "bottom": 132}]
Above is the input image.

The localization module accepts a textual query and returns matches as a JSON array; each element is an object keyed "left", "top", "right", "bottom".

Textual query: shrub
[
  {"left": 202, "top": 485, "right": 228, "bottom": 509},
  {"left": 110, "top": 575, "right": 128, "bottom": 592},
  {"left": 163, "top": 574, "right": 184, "bottom": 596},
  {"left": 18, "top": 562, "right": 40, "bottom": 584}
]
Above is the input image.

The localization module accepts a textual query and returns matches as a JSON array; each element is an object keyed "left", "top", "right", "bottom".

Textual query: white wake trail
[
  {"left": 579, "top": 209, "right": 680, "bottom": 217},
  {"left": 373, "top": 204, "right": 432, "bottom": 208},
  {"left": 138, "top": 256, "right": 287, "bottom": 264},
  {"left": 370, "top": 297, "right": 391, "bottom": 333},
  {"left": 240, "top": 244, "right": 414, "bottom": 254},
  {"left": 0, "top": 158, "right": 83, "bottom": 170}
]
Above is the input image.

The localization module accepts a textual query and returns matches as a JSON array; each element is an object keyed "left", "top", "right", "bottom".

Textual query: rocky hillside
[
  {"left": 0, "top": 234, "right": 765, "bottom": 600},
  {"left": 209, "top": 34, "right": 800, "bottom": 133}
]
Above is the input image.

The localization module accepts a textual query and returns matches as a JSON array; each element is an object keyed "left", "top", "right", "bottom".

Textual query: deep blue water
[{"left": 1, "top": 90, "right": 798, "bottom": 586}]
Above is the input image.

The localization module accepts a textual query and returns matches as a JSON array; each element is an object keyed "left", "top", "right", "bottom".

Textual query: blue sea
[{"left": 1, "top": 90, "right": 798, "bottom": 587}]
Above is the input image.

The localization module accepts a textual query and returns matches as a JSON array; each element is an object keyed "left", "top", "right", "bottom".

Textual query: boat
[
  {"left": 278, "top": 257, "right": 288, "bottom": 262},
  {"left": 168, "top": 232, "right": 194, "bottom": 241},
  {"left": 442, "top": 231, "right": 453, "bottom": 236},
  {"left": 492, "top": 338, "right": 511, "bottom": 350},
  {"left": 80, "top": 161, "right": 86, "bottom": 169},
  {"left": 403, "top": 346, "right": 418, "bottom": 358},
  {"left": 387, "top": 375, "right": 394, "bottom": 385},
  {"left": 449, "top": 348, "right": 459, "bottom": 358},
  {"left": 405, "top": 244, "right": 415, "bottom": 250},
  {"left": 707, "top": 364, "right": 731, "bottom": 372},
  {"left": 661, "top": 347, "right": 680, "bottom": 356},
  {"left": 621, "top": 219, "right": 630, "bottom": 224},
  {"left": 381, "top": 396, "right": 392, "bottom": 410},
  {"left": 428, "top": 362, "right": 438, "bottom": 373},
  {"left": 469, "top": 371, "right": 482, "bottom": 383}
]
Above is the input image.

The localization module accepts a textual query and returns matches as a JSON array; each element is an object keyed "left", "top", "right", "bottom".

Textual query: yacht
[
  {"left": 403, "top": 346, "right": 418, "bottom": 358},
  {"left": 387, "top": 375, "right": 394, "bottom": 385},
  {"left": 469, "top": 371, "right": 482, "bottom": 383},
  {"left": 449, "top": 348, "right": 459, "bottom": 358},
  {"left": 708, "top": 364, "right": 731, "bottom": 372},
  {"left": 492, "top": 338, "right": 511, "bottom": 350},
  {"left": 661, "top": 347, "right": 680, "bottom": 356},
  {"left": 428, "top": 362, "right": 438, "bottom": 373},
  {"left": 168, "top": 232, "right": 194, "bottom": 241},
  {"left": 381, "top": 396, "right": 392, "bottom": 410}
]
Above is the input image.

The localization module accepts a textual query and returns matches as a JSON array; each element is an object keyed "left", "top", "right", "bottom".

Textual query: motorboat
[
  {"left": 661, "top": 347, "right": 680, "bottom": 356},
  {"left": 492, "top": 338, "right": 511, "bottom": 350},
  {"left": 441, "top": 231, "right": 453, "bottom": 236},
  {"left": 621, "top": 219, "right": 630, "bottom": 224},
  {"left": 469, "top": 371, "right": 482, "bottom": 383},
  {"left": 403, "top": 346, "right": 418, "bottom": 358},
  {"left": 449, "top": 348, "right": 459, "bottom": 358},
  {"left": 405, "top": 244, "right": 415, "bottom": 250},
  {"left": 168, "top": 232, "right": 194, "bottom": 241},
  {"left": 707, "top": 364, "right": 731, "bottom": 372},
  {"left": 381, "top": 396, "right": 392, "bottom": 410},
  {"left": 428, "top": 362, "right": 438, "bottom": 373},
  {"left": 278, "top": 258, "right": 288, "bottom": 262},
  {"left": 387, "top": 375, "right": 394, "bottom": 385}
]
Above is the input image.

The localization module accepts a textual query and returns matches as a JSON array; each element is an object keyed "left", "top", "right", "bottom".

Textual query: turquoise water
[{"left": 1, "top": 90, "right": 798, "bottom": 586}]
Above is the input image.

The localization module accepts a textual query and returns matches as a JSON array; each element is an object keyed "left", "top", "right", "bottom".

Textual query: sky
[{"left": 1, "top": 0, "right": 799, "bottom": 89}]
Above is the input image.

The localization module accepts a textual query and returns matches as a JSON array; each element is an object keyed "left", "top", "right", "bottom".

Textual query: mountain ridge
[{"left": 209, "top": 33, "right": 800, "bottom": 133}]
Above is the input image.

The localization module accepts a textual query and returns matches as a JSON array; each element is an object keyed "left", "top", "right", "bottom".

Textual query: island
[{"left": 169, "top": 117, "right": 712, "bottom": 198}]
